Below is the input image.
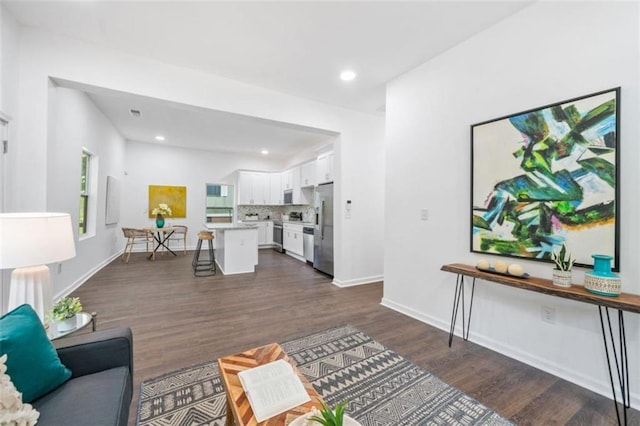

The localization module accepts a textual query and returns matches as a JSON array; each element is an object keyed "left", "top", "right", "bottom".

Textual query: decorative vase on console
[
  {"left": 155, "top": 214, "right": 165, "bottom": 228},
  {"left": 584, "top": 254, "right": 621, "bottom": 296}
]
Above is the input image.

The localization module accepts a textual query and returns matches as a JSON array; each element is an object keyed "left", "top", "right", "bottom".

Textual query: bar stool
[{"left": 192, "top": 231, "right": 216, "bottom": 276}]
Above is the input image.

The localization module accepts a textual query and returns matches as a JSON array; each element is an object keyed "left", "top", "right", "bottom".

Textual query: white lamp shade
[{"left": 0, "top": 213, "right": 77, "bottom": 269}]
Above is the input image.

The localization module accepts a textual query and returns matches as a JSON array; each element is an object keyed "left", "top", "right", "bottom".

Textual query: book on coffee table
[{"left": 237, "top": 359, "right": 311, "bottom": 422}]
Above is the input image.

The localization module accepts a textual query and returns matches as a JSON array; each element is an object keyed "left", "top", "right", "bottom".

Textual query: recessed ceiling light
[
  {"left": 129, "top": 109, "right": 141, "bottom": 117},
  {"left": 155, "top": 135, "right": 165, "bottom": 141},
  {"left": 340, "top": 70, "right": 356, "bottom": 81},
  {"left": 261, "top": 149, "right": 269, "bottom": 155}
]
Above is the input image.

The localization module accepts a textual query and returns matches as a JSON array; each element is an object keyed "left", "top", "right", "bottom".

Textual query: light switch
[{"left": 420, "top": 209, "right": 429, "bottom": 220}]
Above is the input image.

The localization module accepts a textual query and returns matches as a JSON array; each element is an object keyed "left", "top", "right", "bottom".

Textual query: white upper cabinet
[
  {"left": 316, "top": 151, "right": 334, "bottom": 184},
  {"left": 300, "top": 160, "right": 316, "bottom": 188},
  {"left": 235, "top": 151, "right": 332, "bottom": 206},
  {"left": 268, "top": 173, "right": 282, "bottom": 205},
  {"left": 238, "top": 171, "right": 267, "bottom": 205},
  {"left": 281, "top": 169, "right": 293, "bottom": 190},
  {"left": 239, "top": 171, "right": 285, "bottom": 205}
]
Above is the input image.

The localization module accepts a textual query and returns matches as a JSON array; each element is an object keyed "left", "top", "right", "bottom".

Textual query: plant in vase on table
[
  {"left": 551, "top": 244, "right": 574, "bottom": 288},
  {"left": 300, "top": 402, "right": 360, "bottom": 426},
  {"left": 152, "top": 203, "right": 172, "bottom": 228},
  {"left": 48, "top": 297, "right": 82, "bottom": 332}
]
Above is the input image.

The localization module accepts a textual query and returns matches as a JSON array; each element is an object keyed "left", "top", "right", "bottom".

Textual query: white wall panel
[{"left": 384, "top": 1, "right": 639, "bottom": 407}]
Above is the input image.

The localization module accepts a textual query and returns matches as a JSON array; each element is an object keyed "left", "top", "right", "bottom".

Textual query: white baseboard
[
  {"left": 54, "top": 251, "right": 123, "bottom": 301},
  {"left": 380, "top": 297, "right": 639, "bottom": 409},
  {"left": 333, "top": 275, "right": 383, "bottom": 288}
]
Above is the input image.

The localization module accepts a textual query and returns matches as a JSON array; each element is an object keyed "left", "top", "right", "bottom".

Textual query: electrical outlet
[
  {"left": 420, "top": 209, "right": 429, "bottom": 220},
  {"left": 541, "top": 306, "right": 556, "bottom": 324}
]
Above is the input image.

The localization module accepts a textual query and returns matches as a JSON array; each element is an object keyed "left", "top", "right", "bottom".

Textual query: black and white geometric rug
[{"left": 137, "top": 324, "right": 513, "bottom": 425}]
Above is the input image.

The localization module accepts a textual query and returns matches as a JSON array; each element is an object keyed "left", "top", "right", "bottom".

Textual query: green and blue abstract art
[{"left": 471, "top": 88, "right": 620, "bottom": 270}]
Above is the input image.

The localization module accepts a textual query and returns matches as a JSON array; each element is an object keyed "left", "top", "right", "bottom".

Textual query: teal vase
[
  {"left": 155, "top": 214, "right": 165, "bottom": 228},
  {"left": 584, "top": 255, "right": 620, "bottom": 296}
]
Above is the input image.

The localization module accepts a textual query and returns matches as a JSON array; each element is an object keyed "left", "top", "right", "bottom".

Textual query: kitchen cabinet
[
  {"left": 295, "top": 186, "right": 312, "bottom": 206},
  {"left": 248, "top": 221, "right": 274, "bottom": 247},
  {"left": 238, "top": 171, "right": 267, "bottom": 205},
  {"left": 205, "top": 224, "right": 258, "bottom": 275},
  {"left": 268, "top": 173, "right": 282, "bottom": 205},
  {"left": 288, "top": 166, "right": 312, "bottom": 205},
  {"left": 265, "top": 221, "right": 274, "bottom": 245},
  {"left": 281, "top": 169, "right": 293, "bottom": 191},
  {"left": 257, "top": 222, "right": 268, "bottom": 245},
  {"left": 316, "top": 151, "right": 334, "bottom": 184},
  {"left": 283, "top": 166, "right": 300, "bottom": 192},
  {"left": 283, "top": 223, "right": 304, "bottom": 256},
  {"left": 300, "top": 161, "right": 316, "bottom": 188}
]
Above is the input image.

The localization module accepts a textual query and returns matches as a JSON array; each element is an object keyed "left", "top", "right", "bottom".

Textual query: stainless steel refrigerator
[{"left": 314, "top": 183, "right": 334, "bottom": 276}]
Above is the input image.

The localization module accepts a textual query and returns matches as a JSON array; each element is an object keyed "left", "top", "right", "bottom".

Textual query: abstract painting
[
  {"left": 148, "top": 185, "right": 187, "bottom": 218},
  {"left": 471, "top": 88, "right": 620, "bottom": 270}
]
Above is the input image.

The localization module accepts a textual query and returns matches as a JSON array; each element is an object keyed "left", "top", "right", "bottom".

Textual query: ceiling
[
  {"left": 75, "top": 83, "right": 338, "bottom": 161},
  {"left": 4, "top": 1, "right": 532, "bottom": 159}
]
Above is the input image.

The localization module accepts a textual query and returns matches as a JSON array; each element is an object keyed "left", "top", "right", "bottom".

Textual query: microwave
[{"left": 283, "top": 189, "right": 293, "bottom": 204}]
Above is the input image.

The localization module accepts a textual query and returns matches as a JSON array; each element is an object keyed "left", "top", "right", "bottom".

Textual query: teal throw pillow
[{"left": 0, "top": 304, "right": 71, "bottom": 402}]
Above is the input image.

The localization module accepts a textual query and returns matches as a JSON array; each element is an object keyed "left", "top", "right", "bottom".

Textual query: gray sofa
[{"left": 32, "top": 327, "right": 133, "bottom": 426}]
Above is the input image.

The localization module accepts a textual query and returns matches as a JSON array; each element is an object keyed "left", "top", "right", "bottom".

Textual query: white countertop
[{"left": 205, "top": 223, "right": 259, "bottom": 230}]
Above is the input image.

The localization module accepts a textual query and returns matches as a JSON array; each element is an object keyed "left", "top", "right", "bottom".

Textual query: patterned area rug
[{"left": 137, "top": 324, "right": 512, "bottom": 425}]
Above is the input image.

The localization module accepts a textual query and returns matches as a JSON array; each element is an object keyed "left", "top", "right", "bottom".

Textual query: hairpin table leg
[
  {"left": 448, "top": 275, "right": 476, "bottom": 347},
  {"left": 599, "top": 306, "right": 629, "bottom": 426}
]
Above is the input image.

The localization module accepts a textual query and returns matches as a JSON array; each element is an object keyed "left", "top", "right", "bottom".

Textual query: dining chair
[
  {"left": 121, "top": 228, "right": 153, "bottom": 263},
  {"left": 166, "top": 225, "right": 188, "bottom": 255}
]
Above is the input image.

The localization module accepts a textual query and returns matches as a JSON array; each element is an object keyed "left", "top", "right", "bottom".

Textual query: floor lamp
[{"left": 0, "top": 213, "right": 76, "bottom": 322}]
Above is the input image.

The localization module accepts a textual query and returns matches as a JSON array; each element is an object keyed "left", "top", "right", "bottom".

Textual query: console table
[{"left": 441, "top": 263, "right": 640, "bottom": 426}]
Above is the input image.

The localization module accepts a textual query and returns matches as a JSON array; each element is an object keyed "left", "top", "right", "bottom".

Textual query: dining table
[{"left": 144, "top": 226, "right": 178, "bottom": 260}]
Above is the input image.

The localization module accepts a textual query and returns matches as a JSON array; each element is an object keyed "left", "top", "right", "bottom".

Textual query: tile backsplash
[{"left": 238, "top": 205, "right": 315, "bottom": 222}]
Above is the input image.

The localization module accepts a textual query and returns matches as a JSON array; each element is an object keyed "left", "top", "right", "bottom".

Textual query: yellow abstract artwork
[{"left": 148, "top": 185, "right": 187, "bottom": 218}]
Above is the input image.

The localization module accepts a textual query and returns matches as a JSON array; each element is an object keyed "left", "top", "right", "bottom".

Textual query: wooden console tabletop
[{"left": 441, "top": 263, "right": 640, "bottom": 313}]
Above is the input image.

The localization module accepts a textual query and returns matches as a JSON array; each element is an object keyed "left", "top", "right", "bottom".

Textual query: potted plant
[
  {"left": 49, "top": 297, "right": 83, "bottom": 332},
  {"left": 152, "top": 203, "right": 172, "bottom": 228},
  {"left": 551, "top": 244, "right": 574, "bottom": 288},
  {"left": 303, "top": 402, "right": 359, "bottom": 426}
]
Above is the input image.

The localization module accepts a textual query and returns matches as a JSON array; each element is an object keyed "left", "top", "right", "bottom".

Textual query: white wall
[
  {"left": 0, "top": 6, "right": 21, "bottom": 311},
  {"left": 0, "top": 4, "right": 19, "bottom": 118},
  {"left": 47, "top": 86, "right": 127, "bottom": 299},
  {"left": 6, "top": 18, "right": 385, "bottom": 292},
  {"left": 384, "top": 2, "right": 639, "bottom": 407},
  {"left": 1, "top": 5, "right": 20, "bottom": 210},
  {"left": 123, "top": 140, "right": 279, "bottom": 247}
]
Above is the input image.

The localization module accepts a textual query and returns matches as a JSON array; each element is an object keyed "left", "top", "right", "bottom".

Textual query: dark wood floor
[{"left": 70, "top": 249, "right": 637, "bottom": 425}]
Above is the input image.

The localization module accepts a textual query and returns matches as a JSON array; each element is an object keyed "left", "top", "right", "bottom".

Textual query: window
[
  {"left": 205, "top": 183, "right": 234, "bottom": 223},
  {"left": 79, "top": 150, "right": 91, "bottom": 235}
]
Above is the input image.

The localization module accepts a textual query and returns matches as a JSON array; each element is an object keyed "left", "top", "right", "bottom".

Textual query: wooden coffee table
[{"left": 218, "top": 343, "right": 323, "bottom": 425}]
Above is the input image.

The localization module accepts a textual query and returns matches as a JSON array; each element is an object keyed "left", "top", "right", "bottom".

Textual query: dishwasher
[{"left": 303, "top": 226, "right": 314, "bottom": 264}]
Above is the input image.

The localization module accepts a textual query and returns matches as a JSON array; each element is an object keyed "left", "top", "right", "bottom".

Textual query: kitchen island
[{"left": 205, "top": 223, "right": 258, "bottom": 275}]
